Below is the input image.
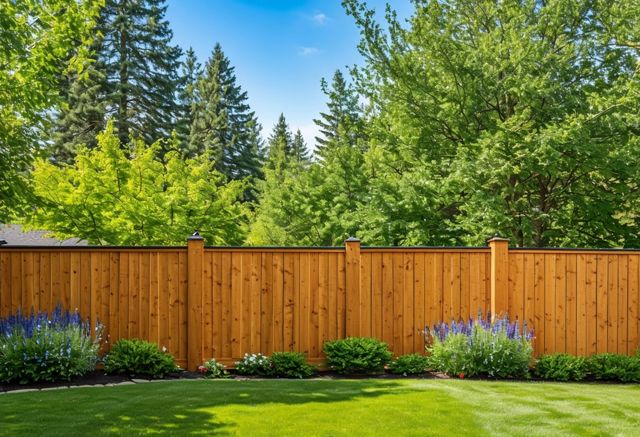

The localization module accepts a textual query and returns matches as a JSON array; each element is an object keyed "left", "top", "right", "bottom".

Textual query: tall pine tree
[
  {"left": 53, "top": 0, "right": 183, "bottom": 159},
  {"left": 313, "top": 69, "right": 363, "bottom": 160},
  {"left": 175, "top": 47, "right": 202, "bottom": 152},
  {"left": 265, "top": 114, "right": 309, "bottom": 168},
  {"left": 189, "top": 43, "right": 263, "bottom": 182}
]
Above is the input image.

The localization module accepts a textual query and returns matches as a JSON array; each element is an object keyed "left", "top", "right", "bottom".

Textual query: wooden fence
[{"left": 1, "top": 237, "right": 639, "bottom": 369}]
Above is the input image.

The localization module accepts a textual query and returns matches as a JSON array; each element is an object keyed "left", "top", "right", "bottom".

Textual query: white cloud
[
  {"left": 312, "top": 12, "right": 328, "bottom": 25},
  {"left": 298, "top": 46, "right": 319, "bottom": 57}
]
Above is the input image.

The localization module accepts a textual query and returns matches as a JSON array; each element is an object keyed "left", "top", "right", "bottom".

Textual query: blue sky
[{"left": 166, "top": 0, "right": 411, "bottom": 149}]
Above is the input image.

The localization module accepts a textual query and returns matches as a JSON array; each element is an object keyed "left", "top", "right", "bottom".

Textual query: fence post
[
  {"left": 488, "top": 235, "right": 510, "bottom": 320},
  {"left": 187, "top": 231, "right": 204, "bottom": 371},
  {"left": 345, "top": 237, "right": 361, "bottom": 337}
]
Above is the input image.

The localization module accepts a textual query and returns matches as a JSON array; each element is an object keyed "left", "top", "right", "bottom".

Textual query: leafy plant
[
  {"left": 426, "top": 312, "right": 533, "bottom": 379},
  {"left": 534, "top": 354, "right": 588, "bottom": 381},
  {"left": 586, "top": 354, "right": 640, "bottom": 383},
  {"left": 323, "top": 337, "right": 392, "bottom": 374},
  {"left": 234, "top": 353, "right": 272, "bottom": 376},
  {"left": 0, "top": 306, "right": 102, "bottom": 384},
  {"left": 198, "top": 358, "right": 228, "bottom": 379},
  {"left": 103, "top": 339, "right": 178, "bottom": 378},
  {"left": 269, "top": 352, "right": 315, "bottom": 378},
  {"left": 388, "top": 354, "right": 430, "bottom": 375}
]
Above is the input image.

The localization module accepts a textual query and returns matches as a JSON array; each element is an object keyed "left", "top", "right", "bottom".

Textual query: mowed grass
[{"left": 1, "top": 379, "right": 639, "bottom": 436}]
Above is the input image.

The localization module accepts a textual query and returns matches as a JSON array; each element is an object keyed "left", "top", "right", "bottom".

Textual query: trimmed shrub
[
  {"left": 269, "top": 352, "right": 315, "bottom": 378},
  {"left": 198, "top": 358, "right": 228, "bottom": 379},
  {"left": 388, "top": 353, "right": 430, "bottom": 375},
  {"left": 534, "top": 354, "right": 588, "bottom": 381},
  {"left": 426, "top": 313, "right": 533, "bottom": 378},
  {"left": 323, "top": 337, "right": 392, "bottom": 374},
  {"left": 234, "top": 353, "right": 272, "bottom": 376},
  {"left": 104, "top": 339, "right": 178, "bottom": 378},
  {"left": 0, "top": 306, "right": 101, "bottom": 384},
  {"left": 587, "top": 353, "right": 640, "bottom": 383}
]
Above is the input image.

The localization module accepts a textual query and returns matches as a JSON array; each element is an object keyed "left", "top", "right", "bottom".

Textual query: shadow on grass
[{"left": 1, "top": 379, "right": 457, "bottom": 436}]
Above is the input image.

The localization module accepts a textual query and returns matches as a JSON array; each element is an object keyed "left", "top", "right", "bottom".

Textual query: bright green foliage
[
  {"left": 234, "top": 353, "right": 272, "bottom": 376},
  {"left": 323, "top": 337, "right": 392, "bottom": 374},
  {"left": 189, "top": 43, "right": 263, "bottom": 182},
  {"left": 586, "top": 353, "right": 640, "bottom": 383},
  {"left": 534, "top": 354, "right": 589, "bottom": 382},
  {"left": 343, "top": 0, "right": 640, "bottom": 247},
  {"left": 313, "top": 69, "right": 364, "bottom": 160},
  {"left": 198, "top": 358, "right": 228, "bottom": 379},
  {"left": 104, "top": 339, "right": 178, "bottom": 378},
  {"left": 0, "top": 0, "right": 100, "bottom": 221},
  {"left": 388, "top": 353, "right": 430, "bottom": 375},
  {"left": 268, "top": 352, "right": 315, "bottom": 379},
  {"left": 30, "top": 123, "right": 249, "bottom": 245}
]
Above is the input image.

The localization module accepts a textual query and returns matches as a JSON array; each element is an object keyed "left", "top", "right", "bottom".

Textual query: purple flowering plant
[
  {"left": 0, "top": 305, "right": 102, "bottom": 384},
  {"left": 425, "top": 311, "right": 534, "bottom": 379}
]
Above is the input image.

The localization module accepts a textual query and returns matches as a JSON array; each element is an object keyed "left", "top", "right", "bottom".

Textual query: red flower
[{"left": 458, "top": 372, "right": 465, "bottom": 379}]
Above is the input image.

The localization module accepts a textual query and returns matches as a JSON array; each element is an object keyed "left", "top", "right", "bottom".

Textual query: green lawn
[{"left": 1, "top": 378, "right": 639, "bottom": 436}]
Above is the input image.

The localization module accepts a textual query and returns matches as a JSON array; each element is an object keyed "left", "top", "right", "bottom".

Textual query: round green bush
[
  {"left": 269, "top": 352, "right": 315, "bottom": 378},
  {"left": 323, "top": 337, "right": 392, "bottom": 374},
  {"left": 586, "top": 353, "right": 640, "bottom": 383},
  {"left": 104, "top": 339, "right": 178, "bottom": 378},
  {"left": 388, "top": 353, "right": 430, "bottom": 375}
]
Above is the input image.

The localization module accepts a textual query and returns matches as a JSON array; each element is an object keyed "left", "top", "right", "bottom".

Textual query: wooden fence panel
[{"left": 1, "top": 244, "right": 639, "bottom": 369}]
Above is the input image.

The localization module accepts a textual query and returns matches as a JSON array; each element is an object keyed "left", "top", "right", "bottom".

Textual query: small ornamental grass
[
  {"left": 234, "top": 353, "right": 272, "bottom": 376},
  {"left": 426, "top": 312, "right": 533, "bottom": 379},
  {"left": 0, "top": 306, "right": 102, "bottom": 384},
  {"left": 198, "top": 358, "right": 228, "bottom": 379},
  {"left": 104, "top": 339, "right": 178, "bottom": 378},
  {"left": 323, "top": 337, "right": 392, "bottom": 374}
]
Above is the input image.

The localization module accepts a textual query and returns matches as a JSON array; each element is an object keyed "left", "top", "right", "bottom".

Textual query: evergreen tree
[
  {"left": 291, "top": 129, "right": 310, "bottom": 165},
  {"left": 265, "top": 113, "right": 293, "bottom": 168},
  {"left": 53, "top": 0, "right": 183, "bottom": 159},
  {"left": 189, "top": 43, "right": 263, "bottom": 181},
  {"left": 175, "top": 47, "right": 202, "bottom": 152},
  {"left": 313, "top": 69, "right": 363, "bottom": 160}
]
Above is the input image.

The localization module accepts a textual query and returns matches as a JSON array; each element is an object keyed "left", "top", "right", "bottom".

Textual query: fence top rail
[
  {"left": 510, "top": 247, "right": 640, "bottom": 254},
  {"left": 362, "top": 246, "right": 490, "bottom": 253},
  {"left": 0, "top": 245, "right": 187, "bottom": 251},
  {"left": 204, "top": 246, "right": 344, "bottom": 253}
]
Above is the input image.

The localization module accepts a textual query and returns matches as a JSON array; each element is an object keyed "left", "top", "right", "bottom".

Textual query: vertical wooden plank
[
  {"left": 382, "top": 253, "right": 394, "bottom": 347},
  {"left": 555, "top": 254, "right": 566, "bottom": 353},
  {"left": 596, "top": 254, "right": 608, "bottom": 353},
  {"left": 629, "top": 256, "right": 639, "bottom": 356},
  {"left": 292, "top": 253, "right": 301, "bottom": 350},
  {"left": 31, "top": 252, "right": 41, "bottom": 312},
  {"left": 459, "top": 253, "right": 470, "bottom": 320},
  {"left": 231, "top": 252, "right": 243, "bottom": 358},
  {"left": 241, "top": 252, "right": 253, "bottom": 354},
  {"left": 260, "top": 252, "right": 273, "bottom": 355},
  {"left": 403, "top": 252, "right": 414, "bottom": 354},
  {"left": 566, "top": 254, "right": 577, "bottom": 355},
  {"left": 178, "top": 251, "right": 188, "bottom": 363},
  {"left": 327, "top": 253, "right": 338, "bottom": 341},
  {"left": 393, "top": 252, "right": 404, "bottom": 355},
  {"left": 283, "top": 253, "right": 295, "bottom": 351},
  {"left": 607, "top": 255, "right": 618, "bottom": 353},
  {"left": 148, "top": 252, "right": 159, "bottom": 345},
  {"left": 544, "top": 254, "right": 556, "bottom": 354},
  {"left": 618, "top": 256, "right": 628, "bottom": 354},
  {"left": 299, "top": 253, "right": 310, "bottom": 355},
  {"left": 168, "top": 252, "right": 180, "bottom": 358},
  {"left": 40, "top": 253, "right": 51, "bottom": 314},
  {"left": 576, "top": 254, "right": 587, "bottom": 356},
  {"left": 345, "top": 238, "right": 361, "bottom": 336},
  {"left": 107, "top": 253, "right": 119, "bottom": 346},
  {"left": 212, "top": 252, "right": 223, "bottom": 358},
  {"left": 371, "top": 253, "right": 383, "bottom": 340},
  {"left": 523, "top": 254, "right": 535, "bottom": 342},
  {"left": 489, "top": 237, "right": 510, "bottom": 317},
  {"left": 22, "top": 252, "right": 34, "bottom": 313},
  {"left": 509, "top": 253, "right": 524, "bottom": 322},
  {"left": 129, "top": 253, "right": 140, "bottom": 338},
  {"left": 586, "top": 254, "right": 598, "bottom": 355},
  {"left": 0, "top": 252, "right": 10, "bottom": 316},
  {"left": 533, "top": 254, "right": 545, "bottom": 355},
  {"left": 414, "top": 253, "right": 425, "bottom": 354},
  {"left": 359, "top": 252, "right": 372, "bottom": 336},
  {"left": 90, "top": 252, "right": 101, "bottom": 335},
  {"left": 99, "top": 252, "right": 109, "bottom": 351},
  {"left": 118, "top": 253, "right": 129, "bottom": 345},
  {"left": 79, "top": 253, "right": 90, "bottom": 321},
  {"left": 12, "top": 252, "right": 21, "bottom": 312},
  {"left": 202, "top": 252, "right": 213, "bottom": 359},
  {"left": 336, "top": 253, "right": 346, "bottom": 340},
  {"left": 309, "top": 252, "right": 319, "bottom": 358},
  {"left": 187, "top": 236, "right": 204, "bottom": 369},
  {"left": 469, "top": 253, "right": 481, "bottom": 317},
  {"left": 251, "top": 252, "right": 262, "bottom": 352},
  {"left": 157, "top": 253, "right": 170, "bottom": 352},
  {"left": 69, "top": 252, "right": 80, "bottom": 312},
  {"left": 272, "top": 252, "right": 284, "bottom": 353},
  {"left": 318, "top": 253, "right": 329, "bottom": 348},
  {"left": 61, "top": 252, "right": 71, "bottom": 310},
  {"left": 442, "top": 253, "right": 452, "bottom": 321},
  {"left": 139, "top": 252, "right": 150, "bottom": 342},
  {"left": 50, "top": 251, "right": 60, "bottom": 309}
]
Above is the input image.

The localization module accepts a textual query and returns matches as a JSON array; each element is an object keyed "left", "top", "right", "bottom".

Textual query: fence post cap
[
  {"left": 487, "top": 233, "right": 509, "bottom": 244},
  {"left": 345, "top": 236, "right": 360, "bottom": 243},
  {"left": 187, "top": 230, "right": 204, "bottom": 241}
]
